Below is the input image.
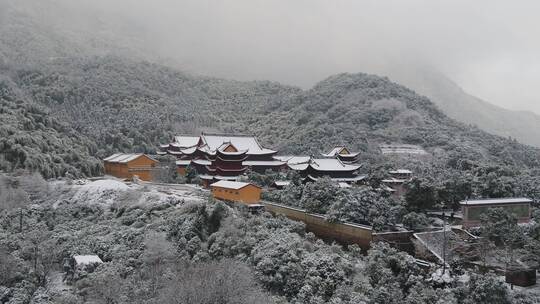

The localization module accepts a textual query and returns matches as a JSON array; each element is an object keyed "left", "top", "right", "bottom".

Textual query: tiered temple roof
[
  {"left": 161, "top": 133, "right": 278, "bottom": 158},
  {"left": 161, "top": 133, "right": 284, "bottom": 182},
  {"left": 278, "top": 156, "right": 365, "bottom": 184},
  {"left": 322, "top": 146, "right": 360, "bottom": 163}
]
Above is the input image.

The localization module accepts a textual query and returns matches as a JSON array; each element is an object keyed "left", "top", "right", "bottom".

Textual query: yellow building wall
[
  {"left": 211, "top": 184, "right": 261, "bottom": 204},
  {"left": 104, "top": 155, "right": 158, "bottom": 181},
  {"left": 177, "top": 167, "right": 187, "bottom": 176}
]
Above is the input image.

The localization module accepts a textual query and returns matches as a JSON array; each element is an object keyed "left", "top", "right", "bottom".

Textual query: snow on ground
[
  {"left": 69, "top": 179, "right": 131, "bottom": 205},
  {"left": 430, "top": 268, "right": 453, "bottom": 284},
  {"left": 46, "top": 271, "right": 72, "bottom": 297},
  {"left": 77, "top": 179, "right": 129, "bottom": 191},
  {"left": 60, "top": 178, "right": 207, "bottom": 207}
]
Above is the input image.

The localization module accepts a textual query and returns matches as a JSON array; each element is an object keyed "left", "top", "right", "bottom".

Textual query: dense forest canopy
[{"left": 2, "top": 55, "right": 540, "bottom": 207}]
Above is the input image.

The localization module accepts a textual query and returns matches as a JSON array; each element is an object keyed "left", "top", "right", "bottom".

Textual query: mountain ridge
[{"left": 385, "top": 67, "right": 540, "bottom": 147}]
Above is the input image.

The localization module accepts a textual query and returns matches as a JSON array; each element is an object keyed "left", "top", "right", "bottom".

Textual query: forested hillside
[
  {"left": 1, "top": 0, "right": 540, "bottom": 185},
  {"left": 386, "top": 67, "right": 540, "bottom": 147},
  {"left": 2, "top": 55, "right": 540, "bottom": 183},
  {"left": 0, "top": 73, "right": 101, "bottom": 177}
]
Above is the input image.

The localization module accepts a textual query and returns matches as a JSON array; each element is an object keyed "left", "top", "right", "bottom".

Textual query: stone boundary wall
[{"left": 263, "top": 202, "right": 413, "bottom": 250}]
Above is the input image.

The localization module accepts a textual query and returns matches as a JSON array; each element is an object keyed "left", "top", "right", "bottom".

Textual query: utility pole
[{"left": 442, "top": 210, "right": 447, "bottom": 274}]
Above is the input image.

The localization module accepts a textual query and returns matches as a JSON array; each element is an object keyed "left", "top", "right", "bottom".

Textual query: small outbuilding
[
  {"left": 64, "top": 255, "right": 103, "bottom": 283},
  {"left": 460, "top": 198, "right": 532, "bottom": 228},
  {"left": 388, "top": 169, "right": 413, "bottom": 180},
  {"left": 73, "top": 255, "right": 103, "bottom": 267},
  {"left": 506, "top": 268, "right": 537, "bottom": 287},
  {"left": 272, "top": 180, "right": 291, "bottom": 189},
  {"left": 103, "top": 153, "right": 159, "bottom": 181},
  {"left": 210, "top": 181, "right": 262, "bottom": 204}
]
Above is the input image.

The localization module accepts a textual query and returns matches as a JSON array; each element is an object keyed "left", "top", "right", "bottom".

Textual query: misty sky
[{"left": 80, "top": 0, "right": 540, "bottom": 114}]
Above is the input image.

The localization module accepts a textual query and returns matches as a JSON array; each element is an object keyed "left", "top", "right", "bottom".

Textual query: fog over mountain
[
  {"left": 2, "top": 0, "right": 540, "bottom": 146},
  {"left": 56, "top": 0, "right": 539, "bottom": 113}
]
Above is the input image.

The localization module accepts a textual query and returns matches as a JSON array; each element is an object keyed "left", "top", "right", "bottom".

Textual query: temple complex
[{"left": 160, "top": 133, "right": 285, "bottom": 185}]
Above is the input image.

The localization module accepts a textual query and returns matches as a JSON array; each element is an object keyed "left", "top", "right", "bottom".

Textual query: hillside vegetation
[
  {"left": 387, "top": 67, "right": 540, "bottom": 148},
  {"left": 1, "top": 0, "right": 539, "bottom": 208},
  {"left": 1, "top": 56, "right": 540, "bottom": 185}
]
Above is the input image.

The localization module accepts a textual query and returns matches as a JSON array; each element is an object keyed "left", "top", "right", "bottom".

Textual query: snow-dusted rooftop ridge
[
  {"left": 459, "top": 197, "right": 533, "bottom": 206},
  {"left": 173, "top": 135, "right": 200, "bottom": 148},
  {"left": 201, "top": 133, "right": 275, "bottom": 154},
  {"left": 323, "top": 146, "right": 346, "bottom": 156},
  {"left": 210, "top": 180, "right": 259, "bottom": 190},
  {"left": 309, "top": 158, "right": 360, "bottom": 171},
  {"left": 73, "top": 255, "right": 103, "bottom": 266},
  {"left": 103, "top": 153, "right": 151, "bottom": 163},
  {"left": 278, "top": 156, "right": 359, "bottom": 171},
  {"left": 274, "top": 181, "right": 291, "bottom": 186},
  {"left": 389, "top": 169, "right": 413, "bottom": 174},
  {"left": 175, "top": 160, "right": 192, "bottom": 166},
  {"left": 307, "top": 175, "right": 367, "bottom": 182},
  {"left": 382, "top": 178, "right": 408, "bottom": 183},
  {"left": 192, "top": 159, "right": 212, "bottom": 166},
  {"left": 322, "top": 146, "right": 360, "bottom": 157},
  {"left": 274, "top": 156, "right": 311, "bottom": 164},
  {"left": 243, "top": 160, "right": 286, "bottom": 166},
  {"left": 200, "top": 175, "right": 239, "bottom": 181},
  {"left": 172, "top": 133, "right": 276, "bottom": 155}
]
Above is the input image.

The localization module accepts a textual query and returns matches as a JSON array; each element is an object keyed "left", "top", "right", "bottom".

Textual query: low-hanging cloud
[{"left": 57, "top": 0, "right": 540, "bottom": 113}]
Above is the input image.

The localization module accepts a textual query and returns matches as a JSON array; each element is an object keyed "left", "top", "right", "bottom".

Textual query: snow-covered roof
[
  {"left": 309, "top": 158, "right": 360, "bottom": 172},
  {"left": 103, "top": 153, "right": 156, "bottom": 164},
  {"left": 289, "top": 163, "right": 310, "bottom": 171},
  {"left": 281, "top": 156, "right": 359, "bottom": 172},
  {"left": 243, "top": 160, "right": 286, "bottom": 166},
  {"left": 322, "top": 146, "right": 360, "bottom": 158},
  {"left": 381, "top": 185, "right": 397, "bottom": 192},
  {"left": 73, "top": 255, "right": 103, "bottom": 266},
  {"left": 335, "top": 175, "right": 367, "bottom": 182},
  {"left": 217, "top": 144, "right": 248, "bottom": 155},
  {"left": 201, "top": 133, "right": 276, "bottom": 155},
  {"left": 200, "top": 175, "right": 239, "bottom": 181},
  {"left": 175, "top": 160, "right": 192, "bottom": 166},
  {"left": 307, "top": 175, "right": 367, "bottom": 182},
  {"left": 180, "top": 147, "right": 197, "bottom": 154},
  {"left": 389, "top": 169, "right": 413, "bottom": 175},
  {"left": 274, "top": 181, "right": 291, "bottom": 187},
  {"left": 214, "top": 176, "right": 240, "bottom": 181},
  {"left": 211, "top": 181, "right": 260, "bottom": 190},
  {"left": 192, "top": 159, "right": 212, "bottom": 166},
  {"left": 323, "top": 146, "right": 346, "bottom": 157},
  {"left": 173, "top": 136, "right": 200, "bottom": 148},
  {"left": 459, "top": 198, "right": 533, "bottom": 206},
  {"left": 273, "top": 155, "right": 309, "bottom": 163},
  {"left": 382, "top": 178, "right": 408, "bottom": 184}
]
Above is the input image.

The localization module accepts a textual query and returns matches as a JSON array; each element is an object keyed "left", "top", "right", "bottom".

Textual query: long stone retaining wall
[{"left": 263, "top": 202, "right": 412, "bottom": 251}]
